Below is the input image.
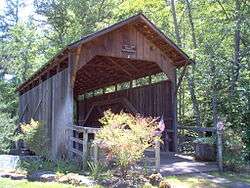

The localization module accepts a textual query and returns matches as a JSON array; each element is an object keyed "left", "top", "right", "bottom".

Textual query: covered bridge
[{"left": 17, "top": 14, "right": 192, "bottom": 159}]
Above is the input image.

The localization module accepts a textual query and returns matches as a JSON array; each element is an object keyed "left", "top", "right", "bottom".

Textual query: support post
[
  {"left": 216, "top": 120, "right": 224, "bottom": 172},
  {"left": 82, "top": 130, "right": 88, "bottom": 168},
  {"left": 93, "top": 144, "right": 98, "bottom": 164},
  {"left": 172, "top": 69, "right": 178, "bottom": 152},
  {"left": 155, "top": 141, "right": 160, "bottom": 171}
]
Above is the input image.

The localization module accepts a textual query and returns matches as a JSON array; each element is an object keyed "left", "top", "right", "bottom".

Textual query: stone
[
  {"left": 28, "top": 171, "right": 57, "bottom": 182},
  {"left": 0, "top": 172, "right": 26, "bottom": 180},
  {"left": 0, "top": 173, "right": 11, "bottom": 178},
  {"left": 112, "top": 179, "right": 130, "bottom": 188},
  {"left": 10, "top": 174, "right": 26, "bottom": 180},
  {"left": 148, "top": 173, "right": 163, "bottom": 185},
  {"left": 57, "top": 175, "right": 70, "bottom": 183},
  {"left": 57, "top": 173, "right": 94, "bottom": 186},
  {"left": 99, "top": 179, "right": 114, "bottom": 186},
  {"left": 78, "top": 175, "right": 95, "bottom": 186},
  {"left": 159, "top": 180, "right": 171, "bottom": 188},
  {"left": 0, "top": 155, "right": 40, "bottom": 171}
]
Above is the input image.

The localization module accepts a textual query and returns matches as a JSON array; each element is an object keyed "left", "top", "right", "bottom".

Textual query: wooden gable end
[{"left": 74, "top": 24, "right": 176, "bottom": 82}]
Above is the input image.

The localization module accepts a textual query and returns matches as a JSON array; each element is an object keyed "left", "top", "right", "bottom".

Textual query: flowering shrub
[
  {"left": 19, "top": 119, "right": 49, "bottom": 158},
  {"left": 95, "top": 110, "right": 161, "bottom": 178}
]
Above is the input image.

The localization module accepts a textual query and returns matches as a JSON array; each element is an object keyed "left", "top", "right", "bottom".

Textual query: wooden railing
[
  {"left": 177, "top": 125, "right": 216, "bottom": 154},
  {"left": 67, "top": 125, "right": 161, "bottom": 171},
  {"left": 67, "top": 125, "right": 100, "bottom": 165},
  {"left": 177, "top": 124, "right": 223, "bottom": 171},
  {"left": 144, "top": 141, "right": 161, "bottom": 171}
]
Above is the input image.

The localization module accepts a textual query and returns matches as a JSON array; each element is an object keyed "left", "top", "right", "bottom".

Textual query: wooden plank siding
[
  {"left": 18, "top": 68, "right": 73, "bottom": 159},
  {"left": 77, "top": 80, "right": 175, "bottom": 151}
]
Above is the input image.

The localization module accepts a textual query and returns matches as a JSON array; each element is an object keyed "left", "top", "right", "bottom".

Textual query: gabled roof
[{"left": 17, "top": 13, "right": 192, "bottom": 92}]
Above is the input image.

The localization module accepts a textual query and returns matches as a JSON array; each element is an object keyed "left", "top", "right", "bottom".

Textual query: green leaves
[
  {"left": 0, "top": 112, "right": 16, "bottom": 153},
  {"left": 96, "top": 110, "right": 160, "bottom": 177}
]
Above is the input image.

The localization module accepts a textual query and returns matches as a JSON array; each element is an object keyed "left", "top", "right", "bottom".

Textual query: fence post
[
  {"left": 216, "top": 121, "right": 224, "bottom": 172},
  {"left": 93, "top": 143, "right": 98, "bottom": 164},
  {"left": 66, "top": 129, "right": 73, "bottom": 159},
  {"left": 155, "top": 140, "right": 160, "bottom": 172},
  {"left": 82, "top": 130, "right": 88, "bottom": 168}
]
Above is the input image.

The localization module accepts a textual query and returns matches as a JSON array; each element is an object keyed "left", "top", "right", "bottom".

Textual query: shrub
[
  {"left": 0, "top": 113, "right": 16, "bottom": 153},
  {"left": 223, "top": 128, "right": 249, "bottom": 171},
  {"left": 95, "top": 110, "right": 160, "bottom": 178},
  {"left": 18, "top": 119, "right": 49, "bottom": 158},
  {"left": 87, "top": 161, "right": 111, "bottom": 180}
]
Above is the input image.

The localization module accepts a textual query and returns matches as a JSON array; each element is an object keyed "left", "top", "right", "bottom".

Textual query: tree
[
  {"left": 34, "top": 0, "right": 118, "bottom": 50},
  {"left": 1, "top": 22, "right": 50, "bottom": 84}
]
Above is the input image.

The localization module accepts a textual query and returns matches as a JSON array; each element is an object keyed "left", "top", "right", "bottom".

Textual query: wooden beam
[
  {"left": 106, "top": 57, "right": 133, "bottom": 78},
  {"left": 120, "top": 59, "right": 140, "bottom": 73},
  {"left": 175, "top": 63, "right": 188, "bottom": 95},
  {"left": 32, "top": 98, "right": 42, "bottom": 118},
  {"left": 70, "top": 45, "right": 81, "bottom": 87},
  {"left": 18, "top": 55, "right": 68, "bottom": 93},
  {"left": 19, "top": 104, "right": 28, "bottom": 122},
  {"left": 177, "top": 125, "right": 216, "bottom": 132}
]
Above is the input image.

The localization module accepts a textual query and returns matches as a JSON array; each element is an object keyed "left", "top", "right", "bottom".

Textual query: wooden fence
[
  {"left": 67, "top": 126, "right": 99, "bottom": 165},
  {"left": 67, "top": 126, "right": 161, "bottom": 171},
  {"left": 177, "top": 125, "right": 223, "bottom": 171}
]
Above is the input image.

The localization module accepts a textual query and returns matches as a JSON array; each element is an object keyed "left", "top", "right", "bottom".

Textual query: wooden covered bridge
[{"left": 17, "top": 14, "right": 193, "bottom": 160}]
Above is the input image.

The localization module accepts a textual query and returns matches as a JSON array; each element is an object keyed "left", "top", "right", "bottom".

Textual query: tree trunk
[
  {"left": 229, "top": 0, "right": 241, "bottom": 96},
  {"left": 169, "top": 0, "right": 183, "bottom": 122},
  {"left": 185, "top": 0, "right": 197, "bottom": 49},
  {"left": 184, "top": 0, "right": 202, "bottom": 127},
  {"left": 210, "top": 61, "right": 218, "bottom": 128},
  {"left": 170, "top": 0, "right": 182, "bottom": 46},
  {"left": 167, "top": 0, "right": 202, "bottom": 127}
]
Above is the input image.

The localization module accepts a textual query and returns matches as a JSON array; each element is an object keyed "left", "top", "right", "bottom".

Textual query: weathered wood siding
[
  {"left": 77, "top": 80, "right": 174, "bottom": 151},
  {"left": 19, "top": 68, "right": 73, "bottom": 159},
  {"left": 74, "top": 25, "right": 176, "bottom": 82}
]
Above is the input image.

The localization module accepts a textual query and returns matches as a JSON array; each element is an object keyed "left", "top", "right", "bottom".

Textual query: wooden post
[
  {"left": 82, "top": 130, "right": 88, "bottom": 168},
  {"left": 93, "top": 144, "right": 98, "bottom": 164},
  {"left": 66, "top": 128, "right": 73, "bottom": 159},
  {"left": 155, "top": 141, "right": 160, "bottom": 171},
  {"left": 172, "top": 69, "right": 178, "bottom": 152},
  {"left": 216, "top": 121, "right": 224, "bottom": 172},
  {"left": 129, "top": 80, "right": 133, "bottom": 88}
]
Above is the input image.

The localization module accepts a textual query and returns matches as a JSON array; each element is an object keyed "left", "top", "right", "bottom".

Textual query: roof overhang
[{"left": 17, "top": 13, "right": 193, "bottom": 92}]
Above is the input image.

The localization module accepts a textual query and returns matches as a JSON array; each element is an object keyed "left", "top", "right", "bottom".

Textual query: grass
[
  {"left": 0, "top": 178, "right": 102, "bottom": 188},
  {"left": 164, "top": 171, "right": 250, "bottom": 188},
  {"left": 164, "top": 176, "right": 224, "bottom": 188},
  {"left": 210, "top": 171, "right": 250, "bottom": 184}
]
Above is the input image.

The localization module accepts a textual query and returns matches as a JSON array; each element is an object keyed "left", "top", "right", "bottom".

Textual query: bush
[
  {"left": 18, "top": 119, "right": 49, "bottom": 158},
  {"left": 87, "top": 161, "right": 112, "bottom": 180},
  {"left": 0, "top": 113, "right": 16, "bottom": 153},
  {"left": 223, "top": 128, "right": 249, "bottom": 171},
  {"left": 95, "top": 110, "right": 160, "bottom": 178}
]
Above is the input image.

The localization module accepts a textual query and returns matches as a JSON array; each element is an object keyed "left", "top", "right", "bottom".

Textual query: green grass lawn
[
  {"left": 164, "top": 176, "right": 224, "bottom": 188},
  {"left": 0, "top": 178, "right": 102, "bottom": 188},
  {"left": 163, "top": 172, "right": 250, "bottom": 188},
  {"left": 210, "top": 171, "right": 250, "bottom": 184}
]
